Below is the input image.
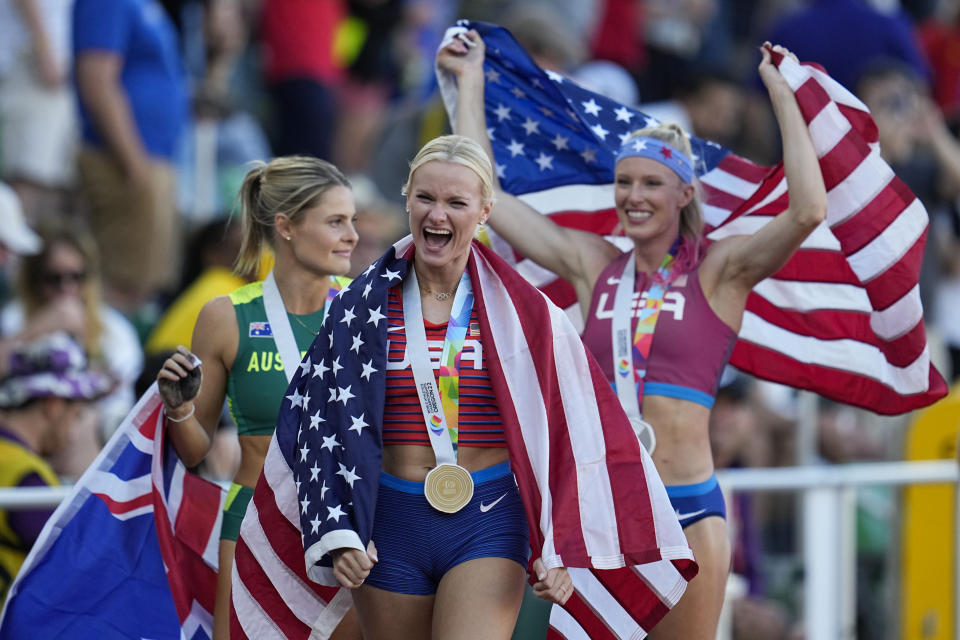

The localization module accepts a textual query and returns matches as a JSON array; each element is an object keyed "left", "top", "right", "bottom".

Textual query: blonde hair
[
  {"left": 235, "top": 156, "right": 351, "bottom": 276},
  {"left": 621, "top": 122, "right": 704, "bottom": 244},
  {"left": 402, "top": 135, "right": 495, "bottom": 205}
]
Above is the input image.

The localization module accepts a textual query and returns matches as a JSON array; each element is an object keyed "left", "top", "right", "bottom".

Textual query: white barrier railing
[
  {"left": 718, "top": 460, "right": 960, "bottom": 640},
  {"left": 1, "top": 460, "right": 957, "bottom": 639},
  {"left": 0, "top": 485, "right": 72, "bottom": 509}
]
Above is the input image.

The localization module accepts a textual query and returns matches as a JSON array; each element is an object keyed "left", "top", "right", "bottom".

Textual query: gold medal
[
  {"left": 424, "top": 463, "right": 474, "bottom": 513},
  {"left": 631, "top": 418, "right": 656, "bottom": 454}
]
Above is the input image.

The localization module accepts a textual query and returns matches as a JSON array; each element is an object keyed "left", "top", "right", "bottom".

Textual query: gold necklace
[
  {"left": 419, "top": 284, "right": 455, "bottom": 301},
  {"left": 292, "top": 313, "right": 321, "bottom": 336}
]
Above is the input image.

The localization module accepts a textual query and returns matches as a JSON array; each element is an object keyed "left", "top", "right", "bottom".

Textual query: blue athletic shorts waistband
[
  {"left": 379, "top": 460, "right": 513, "bottom": 494},
  {"left": 665, "top": 474, "right": 719, "bottom": 498}
]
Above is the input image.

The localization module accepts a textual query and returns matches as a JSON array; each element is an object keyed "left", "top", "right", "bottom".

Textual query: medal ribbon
[
  {"left": 630, "top": 250, "right": 678, "bottom": 390},
  {"left": 402, "top": 270, "right": 473, "bottom": 463},
  {"left": 436, "top": 279, "right": 474, "bottom": 449},
  {"left": 611, "top": 242, "right": 681, "bottom": 423}
]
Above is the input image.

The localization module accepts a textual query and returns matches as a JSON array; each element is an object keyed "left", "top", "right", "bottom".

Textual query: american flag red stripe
[
  {"left": 446, "top": 24, "right": 946, "bottom": 415},
  {"left": 721, "top": 51, "right": 946, "bottom": 411},
  {"left": 231, "top": 439, "right": 351, "bottom": 639},
  {"left": 232, "top": 237, "right": 696, "bottom": 638},
  {"left": 547, "top": 208, "right": 620, "bottom": 232},
  {"left": 831, "top": 179, "right": 915, "bottom": 251},
  {"left": 743, "top": 295, "right": 928, "bottom": 365},
  {"left": 475, "top": 242, "right": 695, "bottom": 629},
  {"left": 474, "top": 254, "right": 683, "bottom": 563}
]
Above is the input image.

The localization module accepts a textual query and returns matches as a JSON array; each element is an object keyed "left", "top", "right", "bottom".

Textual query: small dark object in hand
[
  {"left": 177, "top": 363, "right": 202, "bottom": 401},
  {"left": 159, "top": 354, "right": 202, "bottom": 407}
]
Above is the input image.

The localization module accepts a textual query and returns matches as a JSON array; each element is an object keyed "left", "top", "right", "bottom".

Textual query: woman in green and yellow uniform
[{"left": 156, "top": 156, "right": 360, "bottom": 640}]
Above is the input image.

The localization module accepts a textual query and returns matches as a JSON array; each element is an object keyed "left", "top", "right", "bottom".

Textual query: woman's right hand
[
  {"left": 436, "top": 28, "right": 485, "bottom": 79},
  {"left": 157, "top": 345, "right": 202, "bottom": 415},
  {"left": 532, "top": 558, "right": 574, "bottom": 605},
  {"left": 332, "top": 541, "right": 378, "bottom": 589}
]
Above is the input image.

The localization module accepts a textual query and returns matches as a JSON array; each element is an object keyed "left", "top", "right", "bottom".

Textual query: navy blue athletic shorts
[
  {"left": 666, "top": 474, "right": 726, "bottom": 529},
  {"left": 364, "top": 461, "right": 530, "bottom": 595}
]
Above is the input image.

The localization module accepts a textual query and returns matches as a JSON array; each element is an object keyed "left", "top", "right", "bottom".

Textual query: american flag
[
  {"left": 231, "top": 237, "right": 698, "bottom": 639},
  {"left": 0, "top": 385, "right": 225, "bottom": 639},
  {"left": 436, "top": 21, "right": 947, "bottom": 415}
]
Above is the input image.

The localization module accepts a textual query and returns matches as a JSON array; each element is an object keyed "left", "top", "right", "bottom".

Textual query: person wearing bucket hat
[{"left": 0, "top": 332, "right": 112, "bottom": 602}]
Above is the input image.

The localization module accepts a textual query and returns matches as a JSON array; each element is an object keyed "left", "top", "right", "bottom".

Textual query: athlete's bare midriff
[
  {"left": 643, "top": 394, "right": 714, "bottom": 485},
  {"left": 382, "top": 444, "right": 510, "bottom": 483}
]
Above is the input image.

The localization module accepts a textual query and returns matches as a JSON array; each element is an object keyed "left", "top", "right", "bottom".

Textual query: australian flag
[{"left": 0, "top": 385, "right": 225, "bottom": 639}]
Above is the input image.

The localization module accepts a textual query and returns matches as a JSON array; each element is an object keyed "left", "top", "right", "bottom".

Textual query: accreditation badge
[{"left": 424, "top": 463, "right": 474, "bottom": 513}]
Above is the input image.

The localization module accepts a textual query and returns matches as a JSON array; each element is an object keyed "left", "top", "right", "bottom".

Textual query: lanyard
[
  {"left": 611, "top": 247, "right": 679, "bottom": 424},
  {"left": 262, "top": 272, "right": 341, "bottom": 383},
  {"left": 263, "top": 271, "right": 300, "bottom": 383},
  {"left": 402, "top": 269, "right": 473, "bottom": 464}
]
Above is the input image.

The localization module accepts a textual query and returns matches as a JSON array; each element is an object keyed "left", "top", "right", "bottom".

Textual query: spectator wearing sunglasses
[{"left": 0, "top": 221, "right": 142, "bottom": 457}]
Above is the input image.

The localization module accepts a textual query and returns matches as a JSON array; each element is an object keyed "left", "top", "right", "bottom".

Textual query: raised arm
[
  {"left": 437, "top": 30, "right": 620, "bottom": 303},
  {"left": 703, "top": 44, "right": 827, "bottom": 321}
]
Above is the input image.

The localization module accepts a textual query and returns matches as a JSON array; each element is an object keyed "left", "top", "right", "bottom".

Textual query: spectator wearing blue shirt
[
  {"left": 764, "top": 0, "right": 930, "bottom": 93},
  {"left": 73, "top": 0, "right": 188, "bottom": 314}
]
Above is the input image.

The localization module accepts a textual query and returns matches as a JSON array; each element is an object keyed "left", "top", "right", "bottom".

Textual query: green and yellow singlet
[{"left": 226, "top": 277, "right": 350, "bottom": 436}]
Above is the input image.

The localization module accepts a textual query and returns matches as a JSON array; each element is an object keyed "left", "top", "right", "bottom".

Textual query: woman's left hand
[
  {"left": 757, "top": 42, "right": 798, "bottom": 101},
  {"left": 532, "top": 558, "right": 574, "bottom": 605}
]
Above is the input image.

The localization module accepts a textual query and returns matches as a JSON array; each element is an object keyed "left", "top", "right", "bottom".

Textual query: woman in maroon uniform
[{"left": 439, "top": 32, "right": 827, "bottom": 639}]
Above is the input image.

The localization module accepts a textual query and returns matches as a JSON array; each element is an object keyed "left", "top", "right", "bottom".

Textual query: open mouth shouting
[{"left": 423, "top": 227, "right": 453, "bottom": 250}]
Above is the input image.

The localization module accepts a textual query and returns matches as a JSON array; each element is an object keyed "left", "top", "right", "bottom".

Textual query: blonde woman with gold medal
[
  {"left": 323, "top": 135, "right": 574, "bottom": 639},
  {"left": 288, "top": 132, "right": 697, "bottom": 639}
]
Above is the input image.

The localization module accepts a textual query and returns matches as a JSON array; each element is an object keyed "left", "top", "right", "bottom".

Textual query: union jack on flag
[
  {"left": 249, "top": 322, "right": 274, "bottom": 338},
  {"left": 0, "top": 385, "right": 225, "bottom": 640},
  {"left": 437, "top": 20, "right": 948, "bottom": 415}
]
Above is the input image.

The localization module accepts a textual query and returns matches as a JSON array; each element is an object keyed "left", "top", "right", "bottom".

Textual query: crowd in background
[{"left": 1, "top": 0, "right": 959, "bottom": 637}]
